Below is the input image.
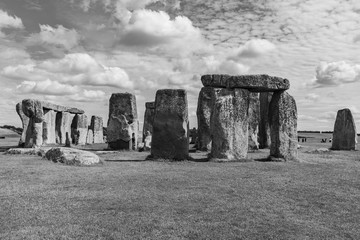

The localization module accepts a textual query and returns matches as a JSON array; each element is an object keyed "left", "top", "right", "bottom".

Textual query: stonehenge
[
  {"left": 331, "top": 108, "right": 357, "bottom": 150},
  {"left": 16, "top": 99, "right": 103, "bottom": 148},
  {"left": 151, "top": 89, "right": 189, "bottom": 160},
  {"left": 142, "top": 102, "right": 155, "bottom": 144},
  {"left": 197, "top": 74, "right": 298, "bottom": 161},
  {"left": 107, "top": 93, "right": 138, "bottom": 150}
]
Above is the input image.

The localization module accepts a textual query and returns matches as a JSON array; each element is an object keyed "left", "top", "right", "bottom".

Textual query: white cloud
[
  {"left": 237, "top": 39, "right": 276, "bottom": 58},
  {"left": 69, "top": 89, "right": 107, "bottom": 102},
  {"left": 0, "top": 9, "right": 24, "bottom": 31},
  {"left": 311, "top": 61, "right": 360, "bottom": 87},
  {"left": 203, "top": 56, "right": 250, "bottom": 75},
  {"left": 28, "top": 25, "right": 80, "bottom": 50},
  {"left": 16, "top": 79, "right": 79, "bottom": 96}
]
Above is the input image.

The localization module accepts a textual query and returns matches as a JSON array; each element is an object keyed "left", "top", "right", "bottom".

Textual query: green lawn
[{"left": 1, "top": 145, "right": 359, "bottom": 239}]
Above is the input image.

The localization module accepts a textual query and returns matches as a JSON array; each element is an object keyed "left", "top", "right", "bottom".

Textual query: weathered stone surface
[
  {"left": 151, "top": 89, "right": 189, "bottom": 160},
  {"left": 142, "top": 102, "right": 155, "bottom": 143},
  {"left": 86, "top": 129, "right": 94, "bottom": 144},
  {"left": 71, "top": 114, "right": 88, "bottom": 145},
  {"left": 196, "top": 87, "right": 221, "bottom": 151},
  {"left": 248, "top": 92, "right": 260, "bottom": 151},
  {"left": 269, "top": 91, "right": 298, "bottom": 161},
  {"left": 42, "top": 101, "right": 84, "bottom": 114},
  {"left": 201, "top": 74, "right": 290, "bottom": 92},
  {"left": 59, "top": 112, "right": 75, "bottom": 145},
  {"left": 22, "top": 99, "right": 44, "bottom": 123},
  {"left": 331, "top": 108, "right": 357, "bottom": 150},
  {"left": 107, "top": 93, "right": 138, "bottom": 150},
  {"left": 5, "top": 147, "right": 48, "bottom": 156},
  {"left": 65, "top": 132, "right": 71, "bottom": 147},
  {"left": 45, "top": 147, "right": 101, "bottom": 165},
  {"left": 90, "top": 116, "right": 104, "bottom": 144},
  {"left": 21, "top": 99, "right": 44, "bottom": 148},
  {"left": 43, "top": 109, "right": 56, "bottom": 144},
  {"left": 209, "top": 88, "right": 250, "bottom": 161},
  {"left": 258, "top": 92, "right": 273, "bottom": 148},
  {"left": 16, "top": 102, "right": 29, "bottom": 147}
]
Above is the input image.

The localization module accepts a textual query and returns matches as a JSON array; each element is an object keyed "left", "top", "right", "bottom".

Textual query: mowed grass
[{"left": 1, "top": 143, "right": 360, "bottom": 240}]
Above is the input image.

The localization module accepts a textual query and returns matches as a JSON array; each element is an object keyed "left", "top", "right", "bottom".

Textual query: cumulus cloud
[
  {"left": 203, "top": 56, "right": 250, "bottom": 75},
  {"left": 2, "top": 53, "right": 133, "bottom": 89},
  {"left": 16, "top": 79, "right": 79, "bottom": 96},
  {"left": 237, "top": 39, "right": 276, "bottom": 58},
  {"left": 311, "top": 61, "right": 360, "bottom": 87},
  {"left": 27, "top": 25, "right": 80, "bottom": 50},
  {"left": 0, "top": 9, "right": 24, "bottom": 30},
  {"left": 69, "top": 89, "right": 107, "bottom": 102}
]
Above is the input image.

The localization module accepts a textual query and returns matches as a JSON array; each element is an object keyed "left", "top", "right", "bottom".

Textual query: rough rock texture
[
  {"left": 22, "top": 99, "right": 44, "bottom": 148},
  {"left": 107, "top": 93, "right": 138, "bottom": 150},
  {"left": 16, "top": 102, "right": 29, "bottom": 147},
  {"left": 90, "top": 116, "right": 104, "bottom": 144},
  {"left": 151, "top": 89, "right": 189, "bottom": 160},
  {"left": 269, "top": 91, "right": 298, "bottom": 161},
  {"left": 331, "top": 108, "right": 357, "bottom": 150},
  {"left": 59, "top": 112, "right": 75, "bottom": 145},
  {"left": 86, "top": 129, "right": 94, "bottom": 144},
  {"left": 248, "top": 92, "right": 260, "bottom": 151},
  {"left": 22, "top": 99, "right": 44, "bottom": 123},
  {"left": 43, "top": 109, "right": 56, "bottom": 144},
  {"left": 210, "top": 88, "right": 250, "bottom": 161},
  {"left": 142, "top": 102, "right": 155, "bottom": 143},
  {"left": 71, "top": 114, "right": 88, "bottom": 145},
  {"left": 196, "top": 87, "right": 221, "bottom": 151},
  {"left": 258, "top": 92, "right": 273, "bottom": 148},
  {"left": 201, "top": 74, "right": 290, "bottom": 92},
  {"left": 5, "top": 147, "right": 49, "bottom": 156},
  {"left": 42, "top": 102, "right": 84, "bottom": 114},
  {"left": 45, "top": 147, "right": 101, "bottom": 165}
]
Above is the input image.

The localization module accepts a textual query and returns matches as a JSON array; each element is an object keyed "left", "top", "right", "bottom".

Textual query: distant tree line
[{"left": 0, "top": 125, "right": 23, "bottom": 135}]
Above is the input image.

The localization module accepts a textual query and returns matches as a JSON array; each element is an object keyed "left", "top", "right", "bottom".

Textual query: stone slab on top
[{"left": 201, "top": 74, "right": 290, "bottom": 92}]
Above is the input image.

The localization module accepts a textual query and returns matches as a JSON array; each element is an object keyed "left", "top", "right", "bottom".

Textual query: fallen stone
[
  {"left": 209, "top": 88, "right": 249, "bottom": 161},
  {"left": 269, "top": 91, "right": 298, "bottom": 161},
  {"left": 45, "top": 147, "right": 101, "bottom": 165},
  {"left": 331, "top": 108, "right": 357, "bottom": 150},
  {"left": 5, "top": 148, "right": 49, "bottom": 156},
  {"left": 151, "top": 89, "right": 189, "bottom": 160}
]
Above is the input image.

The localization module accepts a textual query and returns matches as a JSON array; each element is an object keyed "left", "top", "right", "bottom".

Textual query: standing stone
[
  {"left": 90, "top": 116, "right": 104, "bottom": 144},
  {"left": 269, "top": 91, "right": 298, "bottom": 161},
  {"left": 107, "top": 93, "right": 138, "bottom": 150},
  {"left": 331, "top": 108, "right": 357, "bottom": 150},
  {"left": 151, "top": 89, "right": 189, "bottom": 160},
  {"left": 142, "top": 102, "right": 155, "bottom": 143},
  {"left": 196, "top": 87, "right": 221, "bottom": 151},
  {"left": 65, "top": 132, "right": 71, "bottom": 147},
  {"left": 258, "top": 92, "right": 273, "bottom": 148},
  {"left": 60, "top": 112, "right": 75, "bottom": 145},
  {"left": 72, "top": 114, "right": 88, "bottom": 145},
  {"left": 210, "top": 88, "right": 250, "bottom": 161},
  {"left": 86, "top": 129, "right": 94, "bottom": 144},
  {"left": 248, "top": 92, "right": 260, "bottom": 151},
  {"left": 16, "top": 102, "right": 29, "bottom": 147},
  {"left": 22, "top": 99, "right": 44, "bottom": 148},
  {"left": 43, "top": 109, "right": 56, "bottom": 144}
]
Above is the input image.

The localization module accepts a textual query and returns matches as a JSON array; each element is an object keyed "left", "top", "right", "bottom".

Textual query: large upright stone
[
  {"left": 258, "top": 92, "right": 273, "bottom": 148},
  {"left": 43, "top": 109, "right": 56, "bottom": 144},
  {"left": 59, "top": 112, "right": 75, "bottom": 145},
  {"left": 16, "top": 102, "right": 29, "bottom": 147},
  {"left": 107, "top": 93, "right": 138, "bottom": 150},
  {"left": 269, "top": 91, "right": 298, "bottom": 161},
  {"left": 248, "top": 92, "right": 260, "bottom": 151},
  {"left": 142, "top": 102, "right": 155, "bottom": 143},
  {"left": 71, "top": 114, "right": 88, "bottom": 145},
  {"left": 151, "top": 89, "right": 189, "bottom": 160},
  {"left": 22, "top": 99, "right": 44, "bottom": 148},
  {"left": 90, "top": 116, "right": 104, "bottom": 144},
  {"left": 86, "top": 129, "right": 94, "bottom": 144},
  {"left": 210, "top": 88, "right": 250, "bottom": 161},
  {"left": 201, "top": 74, "right": 290, "bottom": 92},
  {"left": 331, "top": 109, "right": 357, "bottom": 150},
  {"left": 196, "top": 87, "right": 221, "bottom": 151}
]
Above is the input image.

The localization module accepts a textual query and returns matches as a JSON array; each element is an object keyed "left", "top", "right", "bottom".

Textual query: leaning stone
[
  {"left": 43, "top": 109, "right": 56, "bottom": 144},
  {"left": 16, "top": 102, "right": 29, "bottom": 147},
  {"left": 196, "top": 87, "right": 222, "bottom": 151},
  {"left": 151, "top": 89, "right": 189, "bottom": 160},
  {"left": 269, "top": 91, "right": 298, "bottom": 161},
  {"left": 331, "top": 108, "right": 357, "bottom": 150},
  {"left": 107, "top": 93, "right": 138, "bottom": 150},
  {"left": 248, "top": 92, "right": 260, "bottom": 151},
  {"left": 45, "top": 147, "right": 101, "bottom": 166},
  {"left": 90, "top": 116, "right": 104, "bottom": 144},
  {"left": 209, "top": 88, "right": 250, "bottom": 161},
  {"left": 142, "top": 102, "right": 155, "bottom": 143},
  {"left": 258, "top": 92, "right": 273, "bottom": 148}
]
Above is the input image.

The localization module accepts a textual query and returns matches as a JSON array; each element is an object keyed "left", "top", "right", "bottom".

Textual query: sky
[{"left": 0, "top": 0, "right": 360, "bottom": 132}]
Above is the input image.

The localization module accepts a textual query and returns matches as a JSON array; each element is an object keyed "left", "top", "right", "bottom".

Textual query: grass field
[{"left": 1, "top": 131, "right": 360, "bottom": 239}]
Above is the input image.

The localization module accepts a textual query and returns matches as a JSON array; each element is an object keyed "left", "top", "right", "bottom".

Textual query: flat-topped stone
[
  {"left": 201, "top": 74, "right": 290, "bottom": 92},
  {"left": 42, "top": 102, "right": 84, "bottom": 114}
]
